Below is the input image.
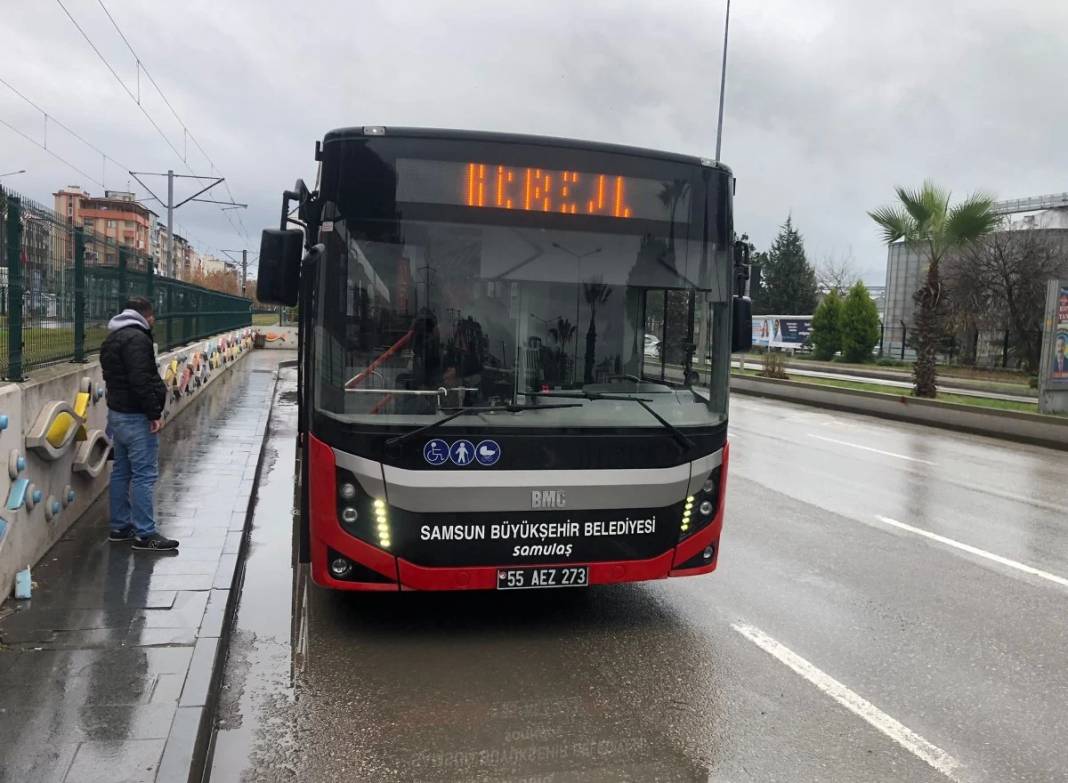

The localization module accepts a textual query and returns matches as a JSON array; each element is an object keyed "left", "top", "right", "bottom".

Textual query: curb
[
  {"left": 157, "top": 361, "right": 285, "bottom": 783},
  {"left": 731, "top": 374, "right": 1068, "bottom": 451}
]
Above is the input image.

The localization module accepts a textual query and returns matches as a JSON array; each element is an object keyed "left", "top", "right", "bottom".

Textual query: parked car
[{"left": 644, "top": 333, "right": 661, "bottom": 358}]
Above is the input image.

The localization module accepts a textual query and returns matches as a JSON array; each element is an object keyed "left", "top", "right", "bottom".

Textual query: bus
[{"left": 257, "top": 126, "right": 751, "bottom": 591}]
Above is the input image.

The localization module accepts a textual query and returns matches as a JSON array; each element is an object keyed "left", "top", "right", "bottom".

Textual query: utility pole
[
  {"left": 222, "top": 248, "right": 252, "bottom": 296},
  {"left": 714, "top": 0, "right": 732, "bottom": 163},
  {"left": 166, "top": 169, "right": 174, "bottom": 278},
  {"left": 131, "top": 170, "right": 247, "bottom": 278}
]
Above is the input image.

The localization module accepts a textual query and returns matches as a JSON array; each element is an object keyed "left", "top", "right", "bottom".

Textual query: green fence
[{"left": 1, "top": 186, "right": 252, "bottom": 380}]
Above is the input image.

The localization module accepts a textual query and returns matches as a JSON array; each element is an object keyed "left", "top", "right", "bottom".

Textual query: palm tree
[
  {"left": 582, "top": 280, "right": 612, "bottom": 384},
  {"left": 548, "top": 317, "right": 576, "bottom": 382},
  {"left": 548, "top": 317, "right": 575, "bottom": 348},
  {"left": 658, "top": 179, "right": 690, "bottom": 255},
  {"left": 869, "top": 181, "right": 997, "bottom": 397}
]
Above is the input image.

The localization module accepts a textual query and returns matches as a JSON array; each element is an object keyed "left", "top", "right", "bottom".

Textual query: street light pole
[
  {"left": 0, "top": 169, "right": 27, "bottom": 178},
  {"left": 714, "top": 0, "right": 732, "bottom": 163}
]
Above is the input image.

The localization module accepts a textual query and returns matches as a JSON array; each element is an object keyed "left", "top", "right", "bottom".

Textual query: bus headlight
[
  {"left": 702, "top": 476, "right": 716, "bottom": 494},
  {"left": 699, "top": 500, "right": 714, "bottom": 516},
  {"left": 330, "top": 557, "right": 353, "bottom": 578},
  {"left": 335, "top": 467, "right": 393, "bottom": 549}
]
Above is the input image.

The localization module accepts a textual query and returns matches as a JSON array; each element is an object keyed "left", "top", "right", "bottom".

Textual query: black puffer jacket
[{"left": 100, "top": 310, "right": 167, "bottom": 420}]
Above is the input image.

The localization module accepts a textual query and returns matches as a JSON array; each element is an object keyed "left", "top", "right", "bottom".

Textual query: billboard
[
  {"left": 752, "top": 316, "right": 812, "bottom": 349},
  {"left": 1049, "top": 285, "right": 1068, "bottom": 382}
]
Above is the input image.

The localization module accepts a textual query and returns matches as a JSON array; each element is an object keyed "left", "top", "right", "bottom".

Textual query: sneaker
[
  {"left": 132, "top": 533, "right": 180, "bottom": 551},
  {"left": 108, "top": 527, "right": 135, "bottom": 542}
]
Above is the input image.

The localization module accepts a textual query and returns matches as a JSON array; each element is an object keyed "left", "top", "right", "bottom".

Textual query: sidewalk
[{"left": 0, "top": 349, "right": 293, "bottom": 783}]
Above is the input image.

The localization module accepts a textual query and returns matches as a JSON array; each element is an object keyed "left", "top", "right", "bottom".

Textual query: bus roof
[{"left": 321, "top": 126, "right": 733, "bottom": 177}]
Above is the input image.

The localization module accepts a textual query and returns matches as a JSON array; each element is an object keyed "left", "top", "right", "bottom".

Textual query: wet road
[{"left": 209, "top": 374, "right": 1068, "bottom": 782}]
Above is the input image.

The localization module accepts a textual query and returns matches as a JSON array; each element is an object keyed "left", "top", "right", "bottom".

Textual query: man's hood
[{"left": 107, "top": 309, "right": 151, "bottom": 332}]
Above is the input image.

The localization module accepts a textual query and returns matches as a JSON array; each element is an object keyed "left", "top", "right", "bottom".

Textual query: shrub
[
  {"left": 760, "top": 350, "right": 789, "bottom": 379},
  {"left": 840, "top": 282, "right": 882, "bottom": 363},
  {"left": 810, "top": 290, "right": 842, "bottom": 360}
]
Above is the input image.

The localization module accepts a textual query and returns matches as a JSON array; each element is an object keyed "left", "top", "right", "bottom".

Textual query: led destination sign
[{"left": 395, "top": 158, "right": 690, "bottom": 221}]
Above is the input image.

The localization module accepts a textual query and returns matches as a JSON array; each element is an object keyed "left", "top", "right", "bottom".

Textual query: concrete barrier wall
[
  {"left": 731, "top": 374, "right": 1068, "bottom": 450},
  {"left": 0, "top": 328, "right": 255, "bottom": 598},
  {"left": 254, "top": 325, "right": 298, "bottom": 349}
]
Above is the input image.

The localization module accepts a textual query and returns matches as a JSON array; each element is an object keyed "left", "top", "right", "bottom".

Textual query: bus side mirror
[
  {"left": 731, "top": 295, "right": 753, "bottom": 353},
  {"left": 257, "top": 228, "right": 303, "bottom": 306}
]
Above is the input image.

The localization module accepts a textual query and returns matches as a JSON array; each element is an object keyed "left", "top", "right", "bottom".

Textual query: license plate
[{"left": 496, "top": 566, "right": 589, "bottom": 590}]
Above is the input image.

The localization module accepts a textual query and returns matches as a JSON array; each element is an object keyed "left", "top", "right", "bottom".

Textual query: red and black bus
[{"left": 257, "top": 126, "right": 751, "bottom": 591}]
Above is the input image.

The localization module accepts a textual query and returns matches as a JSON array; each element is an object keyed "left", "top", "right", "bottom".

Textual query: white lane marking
[
  {"left": 732, "top": 623, "right": 962, "bottom": 781},
  {"left": 875, "top": 515, "right": 1068, "bottom": 589},
  {"left": 808, "top": 433, "right": 935, "bottom": 465}
]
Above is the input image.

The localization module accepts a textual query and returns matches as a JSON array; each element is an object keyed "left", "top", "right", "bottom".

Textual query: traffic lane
[
  {"left": 209, "top": 380, "right": 950, "bottom": 783},
  {"left": 273, "top": 582, "right": 947, "bottom": 783},
  {"left": 729, "top": 424, "right": 1068, "bottom": 581},
  {"left": 701, "top": 473, "right": 1068, "bottom": 783},
  {"left": 728, "top": 396, "right": 1068, "bottom": 577},
  {"left": 730, "top": 394, "right": 1068, "bottom": 498}
]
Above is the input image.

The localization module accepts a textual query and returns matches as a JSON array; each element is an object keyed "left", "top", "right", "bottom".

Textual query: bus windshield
[{"left": 313, "top": 148, "right": 731, "bottom": 432}]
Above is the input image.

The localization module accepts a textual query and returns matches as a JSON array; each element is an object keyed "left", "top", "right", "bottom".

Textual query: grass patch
[
  {"left": 733, "top": 369, "right": 1047, "bottom": 415},
  {"left": 744, "top": 353, "right": 1031, "bottom": 392},
  {"left": 252, "top": 313, "right": 281, "bottom": 326}
]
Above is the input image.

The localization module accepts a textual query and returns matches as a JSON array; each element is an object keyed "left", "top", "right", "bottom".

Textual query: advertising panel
[
  {"left": 1049, "top": 285, "right": 1068, "bottom": 382},
  {"left": 751, "top": 316, "right": 812, "bottom": 349}
]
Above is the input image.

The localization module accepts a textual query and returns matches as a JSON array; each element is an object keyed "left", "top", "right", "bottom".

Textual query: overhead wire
[
  {"left": 55, "top": 0, "right": 250, "bottom": 248},
  {"left": 0, "top": 115, "right": 105, "bottom": 188},
  {"left": 0, "top": 75, "right": 130, "bottom": 175},
  {"left": 93, "top": 0, "right": 251, "bottom": 246},
  {"left": 54, "top": 0, "right": 187, "bottom": 166}
]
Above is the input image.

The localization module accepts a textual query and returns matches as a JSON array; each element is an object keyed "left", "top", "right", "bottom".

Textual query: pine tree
[
  {"left": 839, "top": 282, "right": 882, "bottom": 363},
  {"left": 810, "top": 290, "right": 843, "bottom": 360},
  {"left": 758, "top": 217, "right": 819, "bottom": 315},
  {"left": 749, "top": 250, "right": 771, "bottom": 314}
]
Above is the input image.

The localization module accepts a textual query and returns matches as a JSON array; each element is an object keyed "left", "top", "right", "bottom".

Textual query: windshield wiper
[
  {"left": 385, "top": 403, "right": 583, "bottom": 448},
  {"left": 521, "top": 391, "right": 696, "bottom": 452}
]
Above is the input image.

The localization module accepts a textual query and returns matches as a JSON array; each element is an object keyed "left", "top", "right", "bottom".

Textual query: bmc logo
[{"left": 531, "top": 489, "right": 567, "bottom": 509}]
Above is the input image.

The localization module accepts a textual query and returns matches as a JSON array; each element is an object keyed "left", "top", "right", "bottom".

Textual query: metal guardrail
[
  {"left": 1, "top": 186, "right": 252, "bottom": 380},
  {"left": 992, "top": 193, "right": 1068, "bottom": 215}
]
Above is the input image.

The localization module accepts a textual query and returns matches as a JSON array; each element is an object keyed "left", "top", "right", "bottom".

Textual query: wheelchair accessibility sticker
[
  {"left": 423, "top": 439, "right": 449, "bottom": 466},
  {"left": 423, "top": 439, "right": 501, "bottom": 467}
]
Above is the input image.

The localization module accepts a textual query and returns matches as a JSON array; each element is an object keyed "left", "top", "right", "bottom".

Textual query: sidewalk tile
[
  {"left": 0, "top": 350, "right": 287, "bottom": 783},
  {"left": 64, "top": 738, "right": 166, "bottom": 783}
]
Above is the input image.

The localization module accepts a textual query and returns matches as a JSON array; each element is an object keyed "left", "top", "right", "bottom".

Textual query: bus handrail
[{"left": 344, "top": 328, "right": 415, "bottom": 389}]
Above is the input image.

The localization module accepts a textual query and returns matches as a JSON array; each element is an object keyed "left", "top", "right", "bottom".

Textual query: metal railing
[{"left": 1, "top": 186, "right": 252, "bottom": 380}]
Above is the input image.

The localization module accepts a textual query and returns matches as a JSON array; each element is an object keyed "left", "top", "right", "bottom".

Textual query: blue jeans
[{"left": 107, "top": 410, "right": 159, "bottom": 538}]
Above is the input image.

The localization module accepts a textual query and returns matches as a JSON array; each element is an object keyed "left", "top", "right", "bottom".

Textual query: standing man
[{"left": 100, "top": 296, "right": 179, "bottom": 550}]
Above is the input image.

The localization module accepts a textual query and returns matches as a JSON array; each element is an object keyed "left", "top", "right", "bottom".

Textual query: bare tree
[
  {"left": 817, "top": 250, "right": 860, "bottom": 294},
  {"left": 944, "top": 229, "right": 1066, "bottom": 371}
]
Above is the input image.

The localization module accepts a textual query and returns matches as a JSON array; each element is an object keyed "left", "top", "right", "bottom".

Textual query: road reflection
[
  {"left": 291, "top": 580, "right": 723, "bottom": 782},
  {"left": 213, "top": 367, "right": 729, "bottom": 783}
]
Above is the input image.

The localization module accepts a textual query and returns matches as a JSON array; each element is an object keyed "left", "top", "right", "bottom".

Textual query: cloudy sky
[{"left": 2, "top": 0, "right": 1066, "bottom": 282}]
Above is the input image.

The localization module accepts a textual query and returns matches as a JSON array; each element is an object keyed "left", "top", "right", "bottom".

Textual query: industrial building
[{"left": 880, "top": 193, "right": 1068, "bottom": 366}]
